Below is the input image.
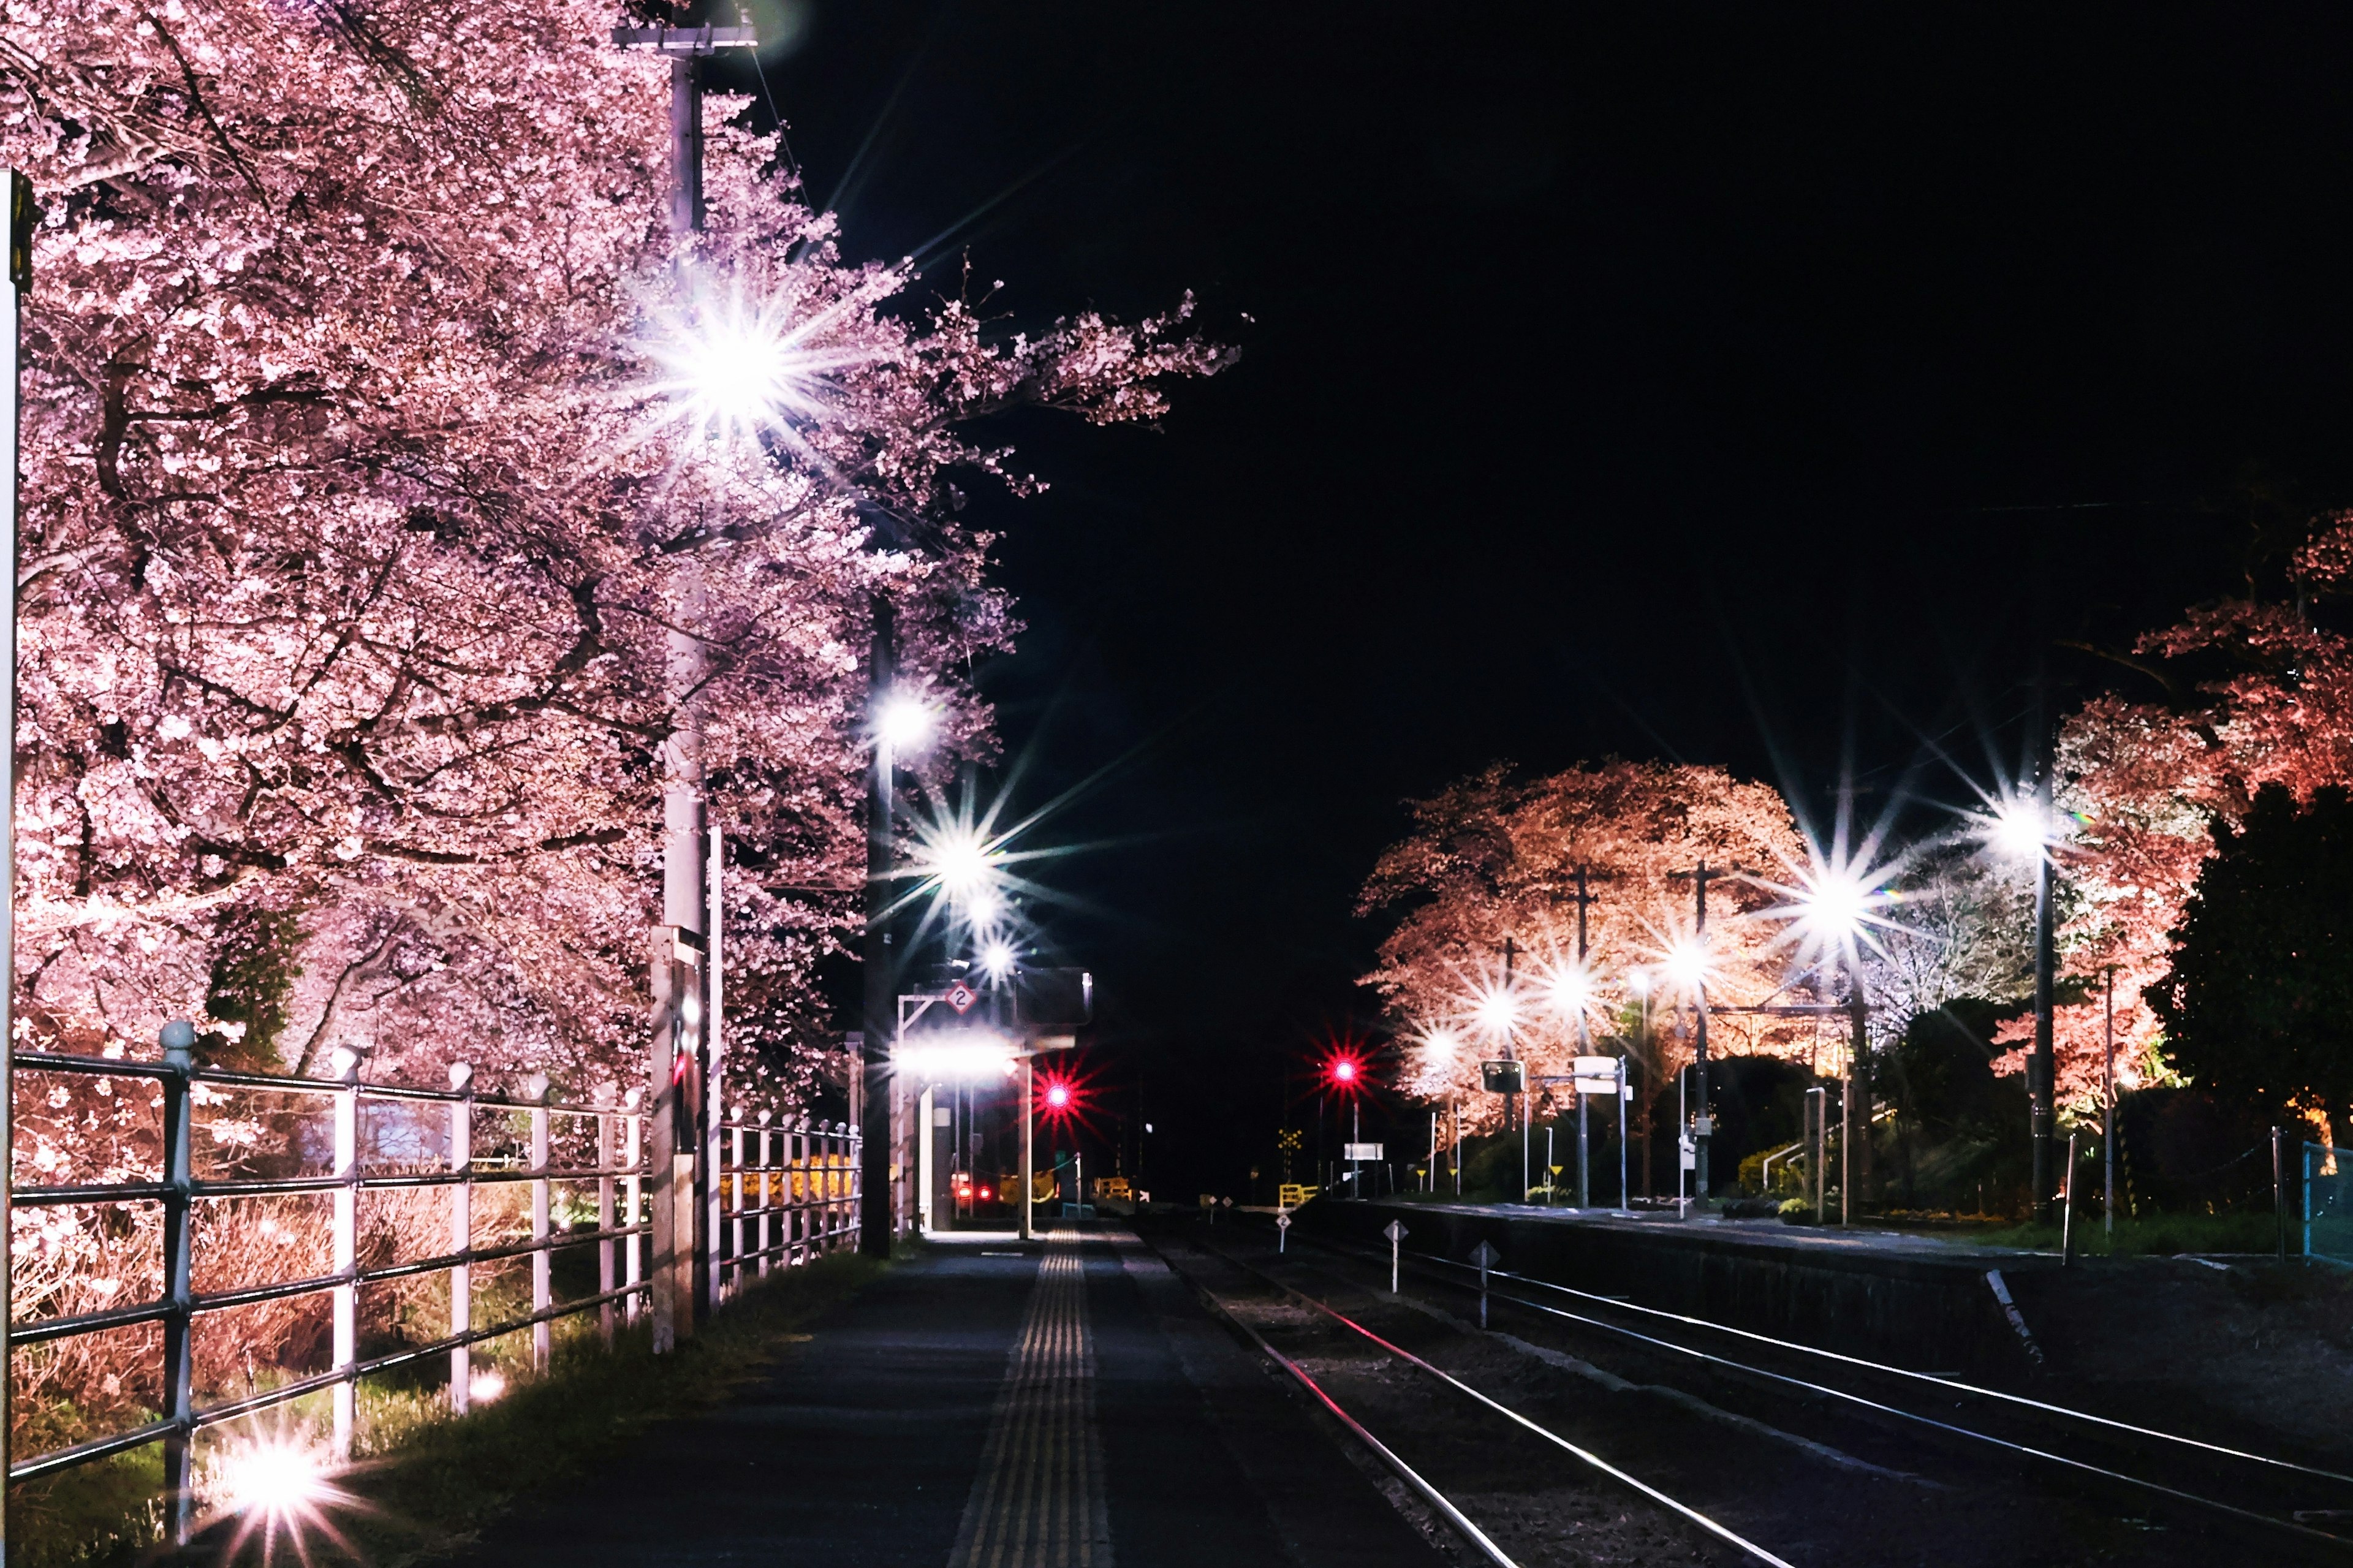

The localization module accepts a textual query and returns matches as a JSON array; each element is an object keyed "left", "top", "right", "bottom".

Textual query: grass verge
[
  {"left": 21, "top": 1251, "right": 885, "bottom": 1568},
  {"left": 1941, "top": 1208, "right": 2287, "bottom": 1256}
]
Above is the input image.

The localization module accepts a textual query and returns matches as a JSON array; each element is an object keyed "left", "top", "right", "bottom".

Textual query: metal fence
[
  {"left": 10, "top": 1024, "right": 859, "bottom": 1541},
  {"left": 2306, "top": 1141, "right": 2353, "bottom": 1265}
]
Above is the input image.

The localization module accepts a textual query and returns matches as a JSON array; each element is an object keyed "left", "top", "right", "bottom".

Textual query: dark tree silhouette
[{"left": 2154, "top": 784, "right": 2353, "bottom": 1119}]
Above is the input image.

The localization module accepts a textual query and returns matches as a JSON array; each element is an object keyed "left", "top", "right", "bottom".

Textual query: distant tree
[
  {"left": 2152, "top": 784, "right": 2353, "bottom": 1119},
  {"left": 1358, "top": 759, "right": 1810, "bottom": 1134},
  {"left": 1993, "top": 508, "right": 2353, "bottom": 1106}
]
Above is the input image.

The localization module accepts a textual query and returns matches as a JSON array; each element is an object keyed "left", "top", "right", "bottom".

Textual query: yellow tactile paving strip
[{"left": 947, "top": 1230, "right": 1114, "bottom": 1568}]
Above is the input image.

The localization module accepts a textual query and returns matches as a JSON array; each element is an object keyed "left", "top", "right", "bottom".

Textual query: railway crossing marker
[
  {"left": 1470, "top": 1240, "right": 1501, "bottom": 1328},
  {"left": 1383, "top": 1219, "right": 1408, "bottom": 1292},
  {"left": 1277, "top": 1210, "right": 1292, "bottom": 1252}
]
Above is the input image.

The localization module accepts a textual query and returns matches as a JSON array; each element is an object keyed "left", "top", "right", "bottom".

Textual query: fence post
[
  {"left": 824, "top": 1116, "right": 842, "bottom": 1252},
  {"left": 527, "top": 1073, "right": 551, "bottom": 1373},
  {"left": 328, "top": 1047, "right": 360, "bottom": 1462},
  {"left": 449, "top": 1063, "right": 473, "bottom": 1414},
  {"left": 850, "top": 1121, "right": 862, "bottom": 1249},
  {"left": 730, "top": 1121, "right": 745, "bottom": 1300},
  {"left": 2276, "top": 1126, "right": 2287, "bottom": 1266},
  {"left": 757, "top": 1111, "right": 773, "bottom": 1278},
  {"left": 792, "top": 1115, "right": 808, "bottom": 1263},
  {"left": 623, "top": 1088, "right": 642, "bottom": 1322},
  {"left": 599, "top": 1097, "right": 616, "bottom": 1346},
  {"left": 159, "top": 1020, "right": 196, "bottom": 1544},
  {"left": 2306, "top": 1141, "right": 2316, "bottom": 1262}
]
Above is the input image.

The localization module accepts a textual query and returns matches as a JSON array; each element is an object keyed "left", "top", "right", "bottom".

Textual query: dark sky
[{"left": 752, "top": 5, "right": 2353, "bottom": 1193}]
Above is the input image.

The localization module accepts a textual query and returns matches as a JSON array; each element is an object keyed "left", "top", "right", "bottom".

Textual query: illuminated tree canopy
[{"left": 0, "top": 0, "right": 1227, "bottom": 1101}]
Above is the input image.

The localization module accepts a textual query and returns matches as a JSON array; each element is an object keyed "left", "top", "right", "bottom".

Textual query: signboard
[
  {"left": 1344, "top": 1142, "right": 1384, "bottom": 1160},
  {"left": 1383, "top": 1219, "right": 1408, "bottom": 1243},
  {"left": 1480, "top": 1059, "right": 1525, "bottom": 1094},
  {"left": 1678, "top": 1133, "right": 1697, "bottom": 1170},
  {"left": 1469, "top": 1240, "right": 1502, "bottom": 1268},
  {"left": 945, "top": 981, "right": 978, "bottom": 1013},
  {"left": 1278, "top": 1183, "right": 1316, "bottom": 1208},
  {"left": 1573, "top": 1055, "right": 1624, "bottom": 1097}
]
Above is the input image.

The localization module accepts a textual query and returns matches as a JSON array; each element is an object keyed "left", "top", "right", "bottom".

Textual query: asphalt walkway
[{"left": 447, "top": 1227, "right": 1445, "bottom": 1568}]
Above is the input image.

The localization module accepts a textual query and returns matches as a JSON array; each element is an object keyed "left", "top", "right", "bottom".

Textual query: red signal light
[
  {"left": 1038, "top": 1072, "right": 1081, "bottom": 1123},
  {"left": 1322, "top": 1049, "right": 1367, "bottom": 1093}
]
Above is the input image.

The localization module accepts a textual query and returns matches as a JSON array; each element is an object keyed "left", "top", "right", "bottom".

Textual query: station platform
[
  {"left": 1292, "top": 1197, "right": 2052, "bottom": 1377},
  {"left": 444, "top": 1227, "right": 1444, "bottom": 1568}
]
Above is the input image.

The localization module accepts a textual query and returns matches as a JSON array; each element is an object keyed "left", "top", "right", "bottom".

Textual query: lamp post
[
  {"left": 615, "top": 18, "right": 758, "bottom": 1344},
  {"left": 860, "top": 623, "right": 901, "bottom": 1256},
  {"left": 1990, "top": 788, "right": 2059, "bottom": 1223}
]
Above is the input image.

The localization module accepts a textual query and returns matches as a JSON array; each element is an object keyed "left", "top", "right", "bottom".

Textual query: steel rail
[
  {"left": 1387, "top": 1238, "right": 2353, "bottom": 1489},
  {"left": 1290, "top": 1229, "right": 2353, "bottom": 1553},
  {"left": 1153, "top": 1239, "right": 1520, "bottom": 1567},
  {"left": 1186, "top": 1233, "right": 1796, "bottom": 1567}
]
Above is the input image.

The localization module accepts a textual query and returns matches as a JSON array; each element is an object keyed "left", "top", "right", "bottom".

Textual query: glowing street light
[
  {"left": 1661, "top": 937, "right": 1708, "bottom": 992},
  {"left": 1419, "top": 1025, "right": 1461, "bottom": 1061},
  {"left": 1987, "top": 793, "right": 2050, "bottom": 862},
  {"left": 874, "top": 691, "right": 935, "bottom": 756},
  {"left": 638, "top": 276, "right": 857, "bottom": 448},
  {"left": 1474, "top": 986, "right": 1519, "bottom": 1036},
  {"left": 1548, "top": 961, "right": 1593, "bottom": 1015},
  {"left": 978, "top": 937, "right": 1019, "bottom": 984}
]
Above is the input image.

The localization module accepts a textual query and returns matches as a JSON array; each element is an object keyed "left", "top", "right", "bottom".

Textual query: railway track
[
  {"left": 1173, "top": 1218, "right": 2353, "bottom": 1565},
  {"left": 1145, "top": 1227, "right": 1800, "bottom": 1567}
]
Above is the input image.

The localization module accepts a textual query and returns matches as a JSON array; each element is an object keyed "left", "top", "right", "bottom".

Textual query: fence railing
[
  {"left": 9, "top": 1023, "right": 859, "bottom": 1541},
  {"left": 2307, "top": 1141, "right": 2353, "bottom": 1265}
]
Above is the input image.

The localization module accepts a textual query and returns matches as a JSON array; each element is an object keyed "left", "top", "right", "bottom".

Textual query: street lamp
[{"left": 1983, "top": 786, "right": 2060, "bottom": 1221}]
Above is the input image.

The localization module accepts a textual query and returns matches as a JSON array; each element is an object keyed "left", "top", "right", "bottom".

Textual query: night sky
[{"left": 750, "top": 5, "right": 2353, "bottom": 1195}]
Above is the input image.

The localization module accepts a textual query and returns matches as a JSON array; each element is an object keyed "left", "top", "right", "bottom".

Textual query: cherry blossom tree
[
  {"left": 0, "top": 0, "right": 1228, "bottom": 1103},
  {"left": 1359, "top": 760, "right": 1814, "bottom": 1134},
  {"left": 1998, "top": 510, "right": 2353, "bottom": 1117},
  {"left": 0, "top": 0, "right": 1227, "bottom": 1462}
]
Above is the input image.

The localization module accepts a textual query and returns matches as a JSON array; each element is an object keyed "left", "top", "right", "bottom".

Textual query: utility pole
[
  {"left": 2029, "top": 771, "right": 2056, "bottom": 1222},
  {"left": 1571, "top": 866, "right": 1594, "bottom": 1209},
  {"left": 1687, "top": 861, "right": 1716, "bottom": 1207},
  {"left": 2104, "top": 965, "right": 2117, "bottom": 1239},
  {"left": 860, "top": 603, "right": 898, "bottom": 1255},
  {"left": 1503, "top": 936, "right": 1525, "bottom": 1202},
  {"left": 2028, "top": 657, "right": 2058, "bottom": 1222},
  {"left": 615, "top": 16, "right": 758, "bottom": 1344},
  {"left": 0, "top": 165, "right": 32, "bottom": 1558},
  {"left": 1844, "top": 960, "right": 1866, "bottom": 1225}
]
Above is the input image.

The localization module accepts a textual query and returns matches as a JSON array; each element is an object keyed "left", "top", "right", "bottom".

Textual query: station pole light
[
  {"left": 1989, "top": 788, "right": 2058, "bottom": 1222},
  {"left": 1322, "top": 1050, "right": 1365, "bottom": 1194}
]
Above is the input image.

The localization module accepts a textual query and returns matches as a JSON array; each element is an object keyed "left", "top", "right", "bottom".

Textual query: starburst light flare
[
  {"left": 1986, "top": 792, "right": 2052, "bottom": 862},
  {"left": 874, "top": 691, "right": 936, "bottom": 755},
  {"left": 1662, "top": 937, "right": 1710, "bottom": 993},
  {"left": 1547, "top": 958, "right": 1596, "bottom": 1015},
  {"left": 979, "top": 937, "right": 1019, "bottom": 983},
  {"left": 210, "top": 1430, "right": 359, "bottom": 1566},
  {"left": 1420, "top": 1025, "right": 1462, "bottom": 1061},
  {"left": 1475, "top": 987, "right": 1518, "bottom": 1036},
  {"left": 638, "top": 275, "right": 849, "bottom": 447}
]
